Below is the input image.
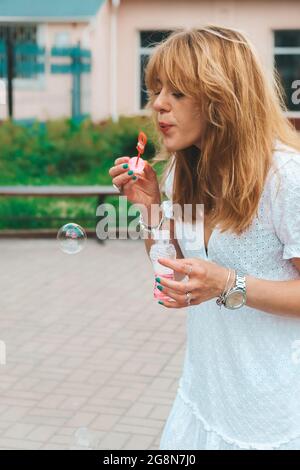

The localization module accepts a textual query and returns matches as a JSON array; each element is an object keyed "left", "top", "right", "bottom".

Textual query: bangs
[{"left": 144, "top": 34, "right": 199, "bottom": 100}]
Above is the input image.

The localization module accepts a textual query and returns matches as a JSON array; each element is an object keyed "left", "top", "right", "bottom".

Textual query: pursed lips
[
  {"left": 159, "top": 123, "right": 175, "bottom": 133},
  {"left": 159, "top": 122, "right": 174, "bottom": 127}
]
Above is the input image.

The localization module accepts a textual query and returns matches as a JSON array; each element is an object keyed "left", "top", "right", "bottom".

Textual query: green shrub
[{"left": 0, "top": 115, "right": 163, "bottom": 229}]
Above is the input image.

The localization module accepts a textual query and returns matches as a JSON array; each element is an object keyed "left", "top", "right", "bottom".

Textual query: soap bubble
[
  {"left": 69, "top": 427, "right": 99, "bottom": 450},
  {"left": 57, "top": 223, "right": 87, "bottom": 254}
]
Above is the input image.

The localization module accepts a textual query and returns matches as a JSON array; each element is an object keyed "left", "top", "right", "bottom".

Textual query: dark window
[
  {"left": 0, "top": 24, "right": 42, "bottom": 79},
  {"left": 140, "top": 53, "right": 150, "bottom": 110},
  {"left": 275, "top": 30, "right": 300, "bottom": 47},
  {"left": 274, "top": 30, "right": 300, "bottom": 112},
  {"left": 140, "top": 30, "right": 173, "bottom": 48},
  {"left": 140, "top": 30, "right": 173, "bottom": 109}
]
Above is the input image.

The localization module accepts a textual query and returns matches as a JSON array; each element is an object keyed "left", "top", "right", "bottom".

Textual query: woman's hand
[
  {"left": 108, "top": 156, "right": 161, "bottom": 207},
  {"left": 155, "top": 257, "right": 229, "bottom": 308}
]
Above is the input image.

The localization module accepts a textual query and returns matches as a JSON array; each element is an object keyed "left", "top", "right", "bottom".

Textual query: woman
[{"left": 109, "top": 25, "right": 300, "bottom": 450}]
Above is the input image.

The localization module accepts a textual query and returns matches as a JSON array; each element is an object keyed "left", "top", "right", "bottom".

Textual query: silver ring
[
  {"left": 185, "top": 292, "right": 192, "bottom": 305},
  {"left": 113, "top": 183, "right": 123, "bottom": 193},
  {"left": 186, "top": 265, "right": 193, "bottom": 275}
]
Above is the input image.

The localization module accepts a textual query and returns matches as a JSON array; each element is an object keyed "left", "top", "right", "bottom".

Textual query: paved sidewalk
[{"left": 0, "top": 239, "right": 187, "bottom": 450}]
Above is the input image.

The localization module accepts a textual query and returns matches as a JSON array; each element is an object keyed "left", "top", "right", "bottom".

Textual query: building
[
  {"left": 0, "top": 0, "right": 299, "bottom": 127},
  {"left": 0, "top": 0, "right": 104, "bottom": 121}
]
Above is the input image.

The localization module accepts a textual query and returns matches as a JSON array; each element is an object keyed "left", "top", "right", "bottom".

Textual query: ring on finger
[
  {"left": 113, "top": 183, "right": 123, "bottom": 193},
  {"left": 185, "top": 291, "right": 192, "bottom": 305},
  {"left": 186, "top": 265, "right": 193, "bottom": 275},
  {"left": 184, "top": 265, "right": 193, "bottom": 282}
]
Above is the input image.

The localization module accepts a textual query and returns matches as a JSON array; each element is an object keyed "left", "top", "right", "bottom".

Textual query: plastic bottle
[{"left": 149, "top": 229, "right": 177, "bottom": 302}]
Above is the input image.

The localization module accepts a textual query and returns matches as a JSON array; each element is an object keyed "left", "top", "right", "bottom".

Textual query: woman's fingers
[
  {"left": 109, "top": 158, "right": 156, "bottom": 187},
  {"left": 158, "top": 297, "right": 196, "bottom": 309},
  {"left": 155, "top": 275, "right": 194, "bottom": 294},
  {"left": 156, "top": 278, "right": 197, "bottom": 305},
  {"left": 158, "top": 286, "right": 187, "bottom": 304},
  {"left": 109, "top": 162, "right": 131, "bottom": 178},
  {"left": 114, "top": 156, "right": 130, "bottom": 166},
  {"left": 157, "top": 285, "right": 199, "bottom": 308},
  {"left": 112, "top": 170, "right": 138, "bottom": 188},
  {"left": 108, "top": 156, "right": 130, "bottom": 178}
]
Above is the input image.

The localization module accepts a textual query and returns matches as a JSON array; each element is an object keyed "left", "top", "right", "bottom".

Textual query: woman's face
[{"left": 151, "top": 76, "right": 204, "bottom": 152}]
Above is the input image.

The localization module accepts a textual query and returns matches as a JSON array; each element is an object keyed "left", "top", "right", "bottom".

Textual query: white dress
[{"left": 159, "top": 141, "right": 300, "bottom": 450}]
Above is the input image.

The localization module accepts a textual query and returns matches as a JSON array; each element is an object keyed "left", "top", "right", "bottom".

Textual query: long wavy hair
[{"left": 144, "top": 25, "right": 300, "bottom": 234}]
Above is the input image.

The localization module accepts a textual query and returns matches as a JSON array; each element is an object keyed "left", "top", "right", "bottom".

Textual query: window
[
  {"left": 274, "top": 30, "right": 300, "bottom": 112},
  {"left": 139, "top": 30, "right": 173, "bottom": 110},
  {"left": 0, "top": 24, "right": 45, "bottom": 80}
]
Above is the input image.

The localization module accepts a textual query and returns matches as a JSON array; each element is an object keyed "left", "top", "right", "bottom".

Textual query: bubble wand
[
  {"left": 135, "top": 131, "right": 147, "bottom": 168},
  {"left": 128, "top": 131, "right": 147, "bottom": 174}
]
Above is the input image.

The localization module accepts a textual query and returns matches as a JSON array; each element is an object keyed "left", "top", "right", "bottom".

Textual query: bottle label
[{"left": 154, "top": 273, "right": 175, "bottom": 302}]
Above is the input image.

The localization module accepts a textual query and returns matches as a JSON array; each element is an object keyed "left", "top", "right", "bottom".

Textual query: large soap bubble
[{"left": 57, "top": 223, "right": 87, "bottom": 254}]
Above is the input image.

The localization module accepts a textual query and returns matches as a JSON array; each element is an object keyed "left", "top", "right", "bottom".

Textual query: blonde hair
[{"left": 144, "top": 25, "right": 300, "bottom": 234}]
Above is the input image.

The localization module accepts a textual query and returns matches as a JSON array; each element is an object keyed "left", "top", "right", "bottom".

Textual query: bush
[{"left": 0, "top": 115, "right": 163, "bottom": 229}]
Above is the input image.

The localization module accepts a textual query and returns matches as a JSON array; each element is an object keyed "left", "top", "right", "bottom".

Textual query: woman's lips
[{"left": 159, "top": 124, "right": 174, "bottom": 134}]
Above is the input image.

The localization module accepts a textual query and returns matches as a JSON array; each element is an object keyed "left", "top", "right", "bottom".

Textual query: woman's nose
[{"left": 152, "top": 91, "right": 171, "bottom": 112}]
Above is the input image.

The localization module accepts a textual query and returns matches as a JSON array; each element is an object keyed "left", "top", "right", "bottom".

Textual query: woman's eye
[
  {"left": 172, "top": 92, "right": 184, "bottom": 98},
  {"left": 150, "top": 90, "right": 184, "bottom": 98}
]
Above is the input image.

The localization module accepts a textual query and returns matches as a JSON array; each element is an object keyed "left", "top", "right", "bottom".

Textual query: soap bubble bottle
[
  {"left": 149, "top": 229, "right": 177, "bottom": 302},
  {"left": 128, "top": 131, "right": 147, "bottom": 175}
]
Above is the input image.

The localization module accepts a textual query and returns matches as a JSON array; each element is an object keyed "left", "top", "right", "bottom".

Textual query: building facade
[{"left": 0, "top": 0, "right": 299, "bottom": 127}]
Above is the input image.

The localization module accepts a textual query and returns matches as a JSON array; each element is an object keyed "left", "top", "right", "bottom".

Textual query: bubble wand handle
[{"left": 135, "top": 131, "right": 147, "bottom": 168}]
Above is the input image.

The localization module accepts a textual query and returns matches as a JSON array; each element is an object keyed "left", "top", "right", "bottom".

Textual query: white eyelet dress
[{"left": 159, "top": 141, "right": 300, "bottom": 450}]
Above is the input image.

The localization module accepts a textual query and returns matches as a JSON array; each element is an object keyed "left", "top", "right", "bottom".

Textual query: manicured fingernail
[
  {"left": 122, "top": 163, "right": 128, "bottom": 169},
  {"left": 155, "top": 277, "right": 161, "bottom": 283},
  {"left": 157, "top": 285, "right": 163, "bottom": 291},
  {"left": 158, "top": 301, "right": 164, "bottom": 305},
  {"left": 132, "top": 176, "right": 137, "bottom": 180},
  {"left": 128, "top": 170, "right": 133, "bottom": 175}
]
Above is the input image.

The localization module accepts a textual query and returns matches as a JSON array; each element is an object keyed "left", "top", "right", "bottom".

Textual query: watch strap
[
  {"left": 216, "top": 272, "right": 246, "bottom": 309},
  {"left": 223, "top": 273, "right": 247, "bottom": 309}
]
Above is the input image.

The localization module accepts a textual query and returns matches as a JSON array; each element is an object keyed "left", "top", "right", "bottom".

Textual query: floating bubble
[
  {"left": 69, "top": 427, "right": 99, "bottom": 450},
  {"left": 57, "top": 223, "right": 87, "bottom": 254}
]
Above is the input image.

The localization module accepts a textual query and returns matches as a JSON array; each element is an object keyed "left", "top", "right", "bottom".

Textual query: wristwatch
[{"left": 223, "top": 272, "right": 247, "bottom": 309}]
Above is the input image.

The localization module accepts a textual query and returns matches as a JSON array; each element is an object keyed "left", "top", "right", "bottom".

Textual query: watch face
[{"left": 225, "top": 290, "right": 245, "bottom": 309}]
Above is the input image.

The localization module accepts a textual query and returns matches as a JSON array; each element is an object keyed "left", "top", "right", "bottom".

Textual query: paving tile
[
  {"left": 122, "top": 434, "right": 155, "bottom": 450},
  {"left": 0, "top": 240, "right": 185, "bottom": 449}
]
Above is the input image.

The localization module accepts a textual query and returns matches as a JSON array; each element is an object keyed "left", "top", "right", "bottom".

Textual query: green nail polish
[
  {"left": 122, "top": 163, "right": 128, "bottom": 169},
  {"left": 132, "top": 176, "right": 137, "bottom": 180},
  {"left": 128, "top": 170, "right": 133, "bottom": 175},
  {"left": 155, "top": 277, "right": 161, "bottom": 283},
  {"left": 157, "top": 285, "right": 163, "bottom": 291},
  {"left": 158, "top": 301, "right": 164, "bottom": 305}
]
